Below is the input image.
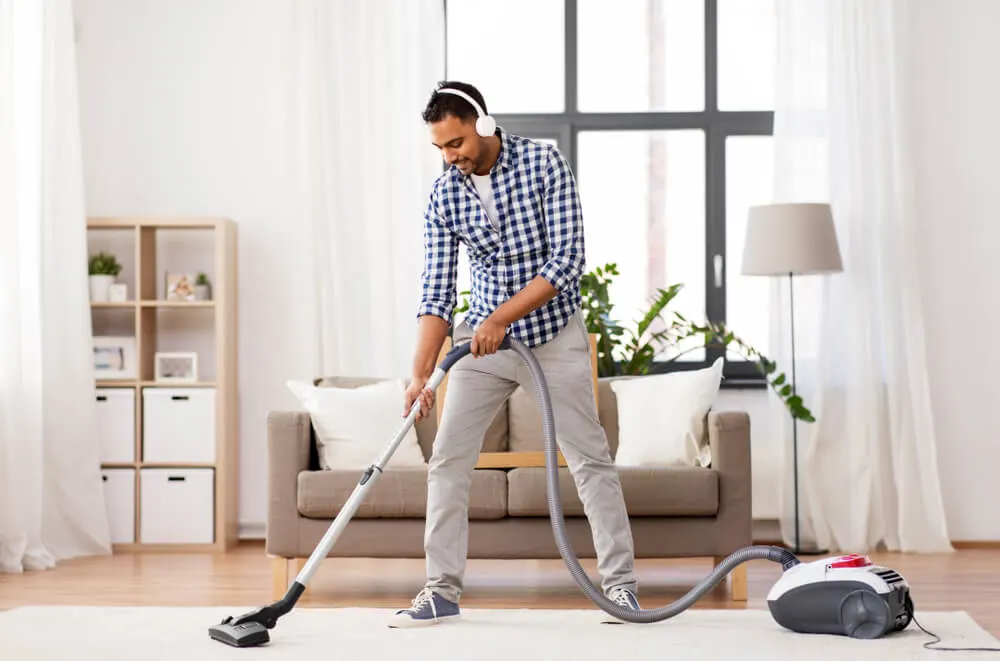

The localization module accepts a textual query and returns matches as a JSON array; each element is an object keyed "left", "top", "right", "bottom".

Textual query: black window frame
[{"left": 444, "top": 0, "right": 773, "bottom": 385}]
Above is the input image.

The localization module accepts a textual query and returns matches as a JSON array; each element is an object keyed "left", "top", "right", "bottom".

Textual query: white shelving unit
[{"left": 88, "top": 217, "right": 239, "bottom": 552}]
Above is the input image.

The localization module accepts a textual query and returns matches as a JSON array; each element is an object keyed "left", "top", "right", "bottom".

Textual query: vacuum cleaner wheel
[{"left": 839, "top": 589, "right": 892, "bottom": 639}]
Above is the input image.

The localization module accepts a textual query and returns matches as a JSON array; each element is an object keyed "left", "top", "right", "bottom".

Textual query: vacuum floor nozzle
[{"left": 208, "top": 618, "right": 270, "bottom": 648}]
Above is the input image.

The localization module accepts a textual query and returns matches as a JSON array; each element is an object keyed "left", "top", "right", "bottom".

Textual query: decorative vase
[
  {"left": 194, "top": 284, "right": 212, "bottom": 301},
  {"left": 89, "top": 274, "right": 115, "bottom": 302}
]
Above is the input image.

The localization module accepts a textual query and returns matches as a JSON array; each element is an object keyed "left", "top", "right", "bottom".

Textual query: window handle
[{"left": 714, "top": 255, "right": 724, "bottom": 288}]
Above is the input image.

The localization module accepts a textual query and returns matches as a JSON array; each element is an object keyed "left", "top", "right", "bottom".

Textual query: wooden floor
[{"left": 1, "top": 541, "right": 997, "bottom": 637}]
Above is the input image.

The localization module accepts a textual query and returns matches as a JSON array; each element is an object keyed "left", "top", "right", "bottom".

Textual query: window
[{"left": 445, "top": 0, "right": 777, "bottom": 380}]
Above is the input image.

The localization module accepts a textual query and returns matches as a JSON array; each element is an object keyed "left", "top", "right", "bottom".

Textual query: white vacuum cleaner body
[{"left": 767, "top": 554, "right": 913, "bottom": 639}]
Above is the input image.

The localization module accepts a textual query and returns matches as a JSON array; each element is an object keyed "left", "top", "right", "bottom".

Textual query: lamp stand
[{"left": 787, "top": 271, "right": 826, "bottom": 556}]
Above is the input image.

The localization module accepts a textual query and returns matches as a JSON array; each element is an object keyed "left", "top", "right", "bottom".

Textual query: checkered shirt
[{"left": 417, "top": 128, "right": 585, "bottom": 348}]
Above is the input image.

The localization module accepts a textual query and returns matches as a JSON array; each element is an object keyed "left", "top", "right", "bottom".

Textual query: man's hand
[
  {"left": 404, "top": 376, "right": 435, "bottom": 421},
  {"left": 471, "top": 316, "right": 507, "bottom": 357}
]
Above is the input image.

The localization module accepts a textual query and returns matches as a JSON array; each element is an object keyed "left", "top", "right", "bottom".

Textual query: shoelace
[
  {"left": 612, "top": 590, "right": 636, "bottom": 608},
  {"left": 409, "top": 588, "right": 439, "bottom": 620}
]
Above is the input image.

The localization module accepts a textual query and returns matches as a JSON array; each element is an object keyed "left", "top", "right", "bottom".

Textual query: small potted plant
[
  {"left": 88, "top": 251, "right": 122, "bottom": 302},
  {"left": 194, "top": 272, "right": 212, "bottom": 301}
]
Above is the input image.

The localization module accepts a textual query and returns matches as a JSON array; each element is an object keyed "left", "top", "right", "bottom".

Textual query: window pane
[
  {"left": 726, "top": 136, "right": 773, "bottom": 360},
  {"left": 578, "top": 130, "right": 705, "bottom": 363},
  {"left": 718, "top": 0, "right": 776, "bottom": 110},
  {"left": 446, "top": 0, "right": 564, "bottom": 113},
  {"left": 577, "top": 0, "right": 704, "bottom": 112}
]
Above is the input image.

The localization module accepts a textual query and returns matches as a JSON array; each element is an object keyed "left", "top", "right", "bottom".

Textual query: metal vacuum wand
[{"left": 208, "top": 338, "right": 488, "bottom": 647}]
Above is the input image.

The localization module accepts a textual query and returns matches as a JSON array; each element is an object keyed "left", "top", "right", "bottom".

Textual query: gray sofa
[{"left": 265, "top": 344, "right": 753, "bottom": 602}]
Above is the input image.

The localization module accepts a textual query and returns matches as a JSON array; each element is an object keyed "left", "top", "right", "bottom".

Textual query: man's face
[{"left": 430, "top": 114, "right": 482, "bottom": 176}]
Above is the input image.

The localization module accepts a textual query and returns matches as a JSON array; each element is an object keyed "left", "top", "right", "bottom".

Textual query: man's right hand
[
  {"left": 406, "top": 314, "right": 449, "bottom": 421},
  {"left": 404, "top": 377, "right": 435, "bottom": 421}
]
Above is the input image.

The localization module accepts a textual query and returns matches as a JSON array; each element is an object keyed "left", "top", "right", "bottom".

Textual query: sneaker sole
[
  {"left": 387, "top": 613, "right": 461, "bottom": 628},
  {"left": 600, "top": 611, "right": 640, "bottom": 624}
]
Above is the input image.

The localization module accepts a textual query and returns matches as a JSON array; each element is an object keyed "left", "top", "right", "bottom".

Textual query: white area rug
[{"left": 0, "top": 605, "right": 998, "bottom": 659}]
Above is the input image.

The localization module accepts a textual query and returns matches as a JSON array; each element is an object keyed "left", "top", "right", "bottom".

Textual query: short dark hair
[{"left": 422, "top": 81, "right": 488, "bottom": 124}]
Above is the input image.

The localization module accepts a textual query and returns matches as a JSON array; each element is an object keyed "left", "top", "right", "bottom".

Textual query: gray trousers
[{"left": 423, "top": 312, "right": 637, "bottom": 602}]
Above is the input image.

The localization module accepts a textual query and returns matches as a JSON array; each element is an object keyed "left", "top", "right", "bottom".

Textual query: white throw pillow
[
  {"left": 609, "top": 358, "right": 724, "bottom": 468},
  {"left": 286, "top": 379, "right": 426, "bottom": 471}
]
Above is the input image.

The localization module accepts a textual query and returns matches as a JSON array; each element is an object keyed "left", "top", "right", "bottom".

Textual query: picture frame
[
  {"left": 165, "top": 273, "right": 196, "bottom": 301},
  {"left": 93, "top": 336, "right": 137, "bottom": 379},
  {"left": 154, "top": 351, "right": 199, "bottom": 383}
]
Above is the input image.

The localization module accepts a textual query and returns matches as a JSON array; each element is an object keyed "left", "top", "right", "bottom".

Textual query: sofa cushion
[
  {"left": 297, "top": 468, "right": 508, "bottom": 519},
  {"left": 609, "top": 358, "right": 724, "bottom": 468},
  {"left": 314, "top": 375, "right": 510, "bottom": 458},
  {"left": 506, "top": 466, "right": 718, "bottom": 517},
  {"left": 508, "top": 385, "right": 545, "bottom": 452},
  {"left": 287, "top": 378, "right": 426, "bottom": 470}
]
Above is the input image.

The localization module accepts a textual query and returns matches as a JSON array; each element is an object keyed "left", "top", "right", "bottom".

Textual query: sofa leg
[
  {"left": 270, "top": 557, "right": 308, "bottom": 600},
  {"left": 271, "top": 556, "right": 291, "bottom": 601},
  {"left": 731, "top": 563, "right": 748, "bottom": 602},
  {"left": 714, "top": 557, "right": 748, "bottom": 602}
]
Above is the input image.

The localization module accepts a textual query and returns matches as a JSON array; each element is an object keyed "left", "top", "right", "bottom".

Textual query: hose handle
[{"left": 438, "top": 334, "right": 512, "bottom": 373}]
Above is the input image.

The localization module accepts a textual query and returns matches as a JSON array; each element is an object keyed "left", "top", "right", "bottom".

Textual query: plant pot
[
  {"left": 89, "top": 274, "right": 115, "bottom": 302},
  {"left": 194, "top": 284, "right": 212, "bottom": 301}
]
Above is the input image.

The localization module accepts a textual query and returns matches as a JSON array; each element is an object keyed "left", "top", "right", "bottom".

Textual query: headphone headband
[{"left": 436, "top": 87, "right": 497, "bottom": 138}]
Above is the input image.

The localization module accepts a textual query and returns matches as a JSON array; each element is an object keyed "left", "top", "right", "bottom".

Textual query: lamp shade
[{"left": 740, "top": 203, "right": 844, "bottom": 276}]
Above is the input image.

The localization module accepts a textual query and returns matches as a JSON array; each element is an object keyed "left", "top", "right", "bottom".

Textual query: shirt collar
[
  {"left": 450, "top": 126, "right": 512, "bottom": 182},
  {"left": 494, "top": 127, "right": 514, "bottom": 172}
]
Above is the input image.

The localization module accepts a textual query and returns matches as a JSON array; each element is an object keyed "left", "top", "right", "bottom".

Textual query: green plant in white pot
[
  {"left": 88, "top": 251, "right": 122, "bottom": 302},
  {"left": 194, "top": 272, "right": 212, "bottom": 301}
]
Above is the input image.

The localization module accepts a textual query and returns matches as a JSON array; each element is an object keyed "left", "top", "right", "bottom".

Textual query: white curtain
[
  {"left": 287, "top": 0, "right": 446, "bottom": 378},
  {"left": 770, "top": 0, "right": 953, "bottom": 553},
  {"left": 0, "top": 0, "right": 111, "bottom": 573}
]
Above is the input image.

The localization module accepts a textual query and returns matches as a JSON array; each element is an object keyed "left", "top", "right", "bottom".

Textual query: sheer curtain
[
  {"left": 286, "top": 0, "right": 446, "bottom": 378},
  {"left": 769, "top": 0, "right": 952, "bottom": 553},
  {"left": 0, "top": 0, "right": 111, "bottom": 573}
]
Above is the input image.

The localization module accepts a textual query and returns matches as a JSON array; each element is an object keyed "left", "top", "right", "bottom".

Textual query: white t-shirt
[{"left": 470, "top": 173, "right": 500, "bottom": 231}]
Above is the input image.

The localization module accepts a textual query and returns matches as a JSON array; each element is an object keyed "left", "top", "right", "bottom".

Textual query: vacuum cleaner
[{"left": 206, "top": 336, "right": 982, "bottom": 650}]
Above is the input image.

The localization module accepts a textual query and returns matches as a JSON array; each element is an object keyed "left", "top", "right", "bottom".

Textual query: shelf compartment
[{"left": 87, "top": 226, "right": 137, "bottom": 303}]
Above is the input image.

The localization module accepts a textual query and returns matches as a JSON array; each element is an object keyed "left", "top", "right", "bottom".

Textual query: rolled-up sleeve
[
  {"left": 417, "top": 190, "right": 459, "bottom": 324},
  {"left": 538, "top": 148, "right": 585, "bottom": 291}
]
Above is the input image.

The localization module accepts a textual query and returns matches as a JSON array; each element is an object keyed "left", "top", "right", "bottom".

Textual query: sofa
[{"left": 265, "top": 337, "right": 753, "bottom": 602}]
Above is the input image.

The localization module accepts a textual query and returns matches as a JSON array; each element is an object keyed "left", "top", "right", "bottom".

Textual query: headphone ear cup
[{"left": 476, "top": 114, "right": 497, "bottom": 137}]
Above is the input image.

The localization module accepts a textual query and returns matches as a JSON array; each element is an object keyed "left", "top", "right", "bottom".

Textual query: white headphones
[{"left": 436, "top": 87, "right": 497, "bottom": 138}]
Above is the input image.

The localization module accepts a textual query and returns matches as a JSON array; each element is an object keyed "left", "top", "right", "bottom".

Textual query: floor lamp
[{"left": 740, "top": 203, "right": 843, "bottom": 555}]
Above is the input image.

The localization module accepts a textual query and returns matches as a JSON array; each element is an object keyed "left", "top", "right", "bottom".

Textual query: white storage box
[
  {"left": 140, "top": 468, "right": 214, "bottom": 544},
  {"left": 101, "top": 468, "right": 135, "bottom": 544},
  {"left": 95, "top": 388, "right": 135, "bottom": 463},
  {"left": 142, "top": 388, "right": 216, "bottom": 464}
]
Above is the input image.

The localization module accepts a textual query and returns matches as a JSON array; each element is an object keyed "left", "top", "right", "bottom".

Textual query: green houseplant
[
  {"left": 194, "top": 272, "right": 212, "bottom": 301},
  {"left": 88, "top": 251, "right": 122, "bottom": 302},
  {"left": 453, "top": 264, "right": 813, "bottom": 423},
  {"left": 580, "top": 263, "right": 814, "bottom": 423}
]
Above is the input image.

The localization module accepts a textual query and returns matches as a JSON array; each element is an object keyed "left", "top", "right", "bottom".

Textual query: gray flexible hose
[{"left": 506, "top": 336, "right": 800, "bottom": 623}]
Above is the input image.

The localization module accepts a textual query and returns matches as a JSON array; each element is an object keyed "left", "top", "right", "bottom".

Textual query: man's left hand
[{"left": 471, "top": 317, "right": 507, "bottom": 357}]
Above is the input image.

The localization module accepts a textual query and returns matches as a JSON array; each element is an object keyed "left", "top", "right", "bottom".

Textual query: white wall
[
  {"left": 909, "top": 0, "right": 1000, "bottom": 541},
  {"left": 74, "top": 0, "right": 320, "bottom": 537},
  {"left": 73, "top": 0, "right": 999, "bottom": 541}
]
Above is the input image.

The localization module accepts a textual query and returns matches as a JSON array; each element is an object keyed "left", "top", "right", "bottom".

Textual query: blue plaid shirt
[{"left": 417, "top": 129, "right": 585, "bottom": 347}]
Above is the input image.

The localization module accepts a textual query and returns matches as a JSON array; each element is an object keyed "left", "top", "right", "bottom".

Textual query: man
[{"left": 389, "top": 81, "right": 639, "bottom": 628}]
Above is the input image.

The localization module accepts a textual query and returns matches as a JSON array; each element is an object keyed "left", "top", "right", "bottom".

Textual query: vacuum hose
[
  {"left": 500, "top": 335, "right": 800, "bottom": 623},
  {"left": 207, "top": 332, "right": 804, "bottom": 648}
]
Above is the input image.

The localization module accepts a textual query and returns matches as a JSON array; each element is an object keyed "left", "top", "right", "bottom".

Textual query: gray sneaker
[
  {"left": 601, "top": 587, "right": 641, "bottom": 624},
  {"left": 387, "top": 588, "right": 461, "bottom": 628}
]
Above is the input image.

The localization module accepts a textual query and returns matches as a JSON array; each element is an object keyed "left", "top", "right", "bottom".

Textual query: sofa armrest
[
  {"left": 707, "top": 411, "right": 753, "bottom": 554},
  {"left": 266, "top": 410, "right": 312, "bottom": 558}
]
